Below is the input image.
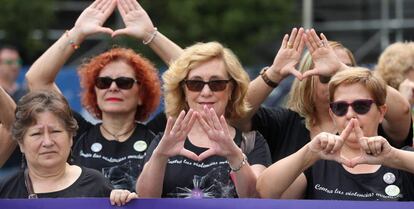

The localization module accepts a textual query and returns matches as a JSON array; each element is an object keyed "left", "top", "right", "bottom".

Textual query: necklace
[{"left": 100, "top": 124, "right": 136, "bottom": 141}]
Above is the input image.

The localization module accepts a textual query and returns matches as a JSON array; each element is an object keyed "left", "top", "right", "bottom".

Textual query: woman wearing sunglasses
[
  {"left": 257, "top": 68, "right": 414, "bottom": 200},
  {"left": 238, "top": 28, "right": 412, "bottom": 163},
  {"left": 137, "top": 42, "right": 271, "bottom": 198},
  {"left": 24, "top": 0, "right": 181, "bottom": 192}
]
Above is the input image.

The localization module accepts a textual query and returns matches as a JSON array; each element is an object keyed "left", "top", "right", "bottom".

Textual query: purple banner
[{"left": 0, "top": 198, "right": 413, "bottom": 209}]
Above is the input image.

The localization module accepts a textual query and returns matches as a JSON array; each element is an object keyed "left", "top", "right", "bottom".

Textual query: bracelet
[
  {"left": 65, "top": 30, "right": 79, "bottom": 50},
  {"left": 229, "top": 153, "right": 248, "bottom": 172},
  {"left": 260, "top": 66, "right": 278, "bottom": 88},
  {"left": 142, "top": 27, "right": 158, "bottom": 45}
]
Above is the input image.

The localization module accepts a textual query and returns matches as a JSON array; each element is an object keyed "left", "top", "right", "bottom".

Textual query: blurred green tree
[
  {"left": 116, "top": 0, "right": 296, "bottom": 66},
  {"left": 0, "top": 0, "right": 55, "bottom": 62}
]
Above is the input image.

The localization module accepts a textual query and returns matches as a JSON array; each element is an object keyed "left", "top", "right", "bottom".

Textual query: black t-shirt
[
  {"left": 0, "top": 167, "right": 112, "bottom": 198},
  {"left": 147, "top": 112, "right": 167, "bottom": 135},
  {"left": 304, "top": 147, "right": 414, "bottom": 201},
  {"left": 144, "top": 129, "right": 271, "bottom": 198},
  {"left": 252, "top": 106, "right": 414, "bottom": 162},
  {"left": 71, "top": 111, "right": 155, "bottom": 191}
]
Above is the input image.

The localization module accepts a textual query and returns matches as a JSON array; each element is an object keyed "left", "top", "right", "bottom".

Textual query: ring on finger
[
  {"left": 287, "top": 42, "right": 293, "bottom": 49},
  {"left": 319, "top": 41, "right": 324, "bottom": 47}
]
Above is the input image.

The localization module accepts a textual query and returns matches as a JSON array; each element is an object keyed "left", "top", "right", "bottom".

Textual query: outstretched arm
[
  {"left": 257, "top": 120, "right": 354, "bottom": 198},
  {"left": 113, "top": 0, "right": 183, "bottom": 65},
  {"left": 382, "top": 86, "right": 412, "bottom": 146},
  {"left": 0, "top": 87, "right": 17, "bottom": 166},
  {"left": 351, "top": 120, "right": 414, "bottom": 173},
  {"left": 26, "top": 0, "right": 116, "bottom": 92},
  {"left": 237, "top": 28, "right": 305, "bottom": 131}
]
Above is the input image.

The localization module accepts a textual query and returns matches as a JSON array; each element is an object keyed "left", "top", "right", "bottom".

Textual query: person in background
[
  {"left": 257, "top": 68, "right": 414, "bottom": 201},
  {"left": 0, "top": 45, "right": 27, "bottom": 101},
  {"left": 375, "top": 42, "right": 414, "bottom": 119},
  {"left": 0, "top": 46, "right": 29, "bottom": 177},
  {"left": 137, "top": 42, "right": 271, "bottom": 198}
]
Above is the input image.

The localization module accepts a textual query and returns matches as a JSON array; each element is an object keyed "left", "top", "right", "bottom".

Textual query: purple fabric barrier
[{"left": 0, "top": 198, "right": 413, "bottom": 209}]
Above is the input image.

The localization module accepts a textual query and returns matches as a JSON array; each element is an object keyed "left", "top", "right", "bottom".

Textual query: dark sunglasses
[
  {"left": 330, "top": 99, "right": 375, "bottom": 117},
  {"left": 95, "top": 77, "right": 138, "bottom": 90},
  {"left": 1, "top": 59, "right": 22, "bottom": 66},
  {"left": 183, "top": 79, "right": 232, "bottom": 92}
]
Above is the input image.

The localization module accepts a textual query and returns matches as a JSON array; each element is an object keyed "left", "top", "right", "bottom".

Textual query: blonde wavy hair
[
  {"left": 375, "top": 42, "right": 414, "bottom": 89},
  {"left": 162, "top": 42, "right": 250, "bottom": 124},
  {"left": 286, "top": 41, "right": 356, "bottom": 129}
]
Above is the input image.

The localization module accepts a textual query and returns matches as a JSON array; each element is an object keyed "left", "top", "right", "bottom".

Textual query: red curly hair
[{"left": 78, "top": 47, "right": 161, "bottom": 122}]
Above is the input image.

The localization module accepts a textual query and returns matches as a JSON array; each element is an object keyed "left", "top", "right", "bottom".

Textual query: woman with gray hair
[{"left": 0, "top": 91, "right": 136, "bottom": 206}]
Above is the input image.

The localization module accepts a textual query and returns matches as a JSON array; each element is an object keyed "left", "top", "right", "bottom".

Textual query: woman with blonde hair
[
  {"left": 257, "top": 68, "right": 414, "bottom": 200},
  {"left": 375, "top": 42, "right": 414, "bottom": 107},
  {"left": 240, "top": 28, "right": 412, "bottom": 162},
  {"left": 137, "top": 42, "right": 271, "bottom": 198}
]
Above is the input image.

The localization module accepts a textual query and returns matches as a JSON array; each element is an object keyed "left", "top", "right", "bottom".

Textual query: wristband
[
  {"left": 230, "top": 153, "right": 248, "bottom": 172},
  {"left": 260, "top": 66, "right": 278, "bottom": 88},
  {"left": 142, "top": 27, "right": 158, "bottom": 45}
]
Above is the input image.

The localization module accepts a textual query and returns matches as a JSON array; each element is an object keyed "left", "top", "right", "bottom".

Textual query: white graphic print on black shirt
[
  {"left": 144, "top": 130, "right": 271, "bottom": 198},
  {"left": 71, "top": 112, "right": 155, "bottom": 191},
  {"left": 304, "top": 154, "right": 414, "bottom": 201}
]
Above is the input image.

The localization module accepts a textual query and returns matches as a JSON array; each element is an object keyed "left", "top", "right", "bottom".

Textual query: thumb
[
  {"left": 112, "top": 28, "right": 130, "bottom": 38},
  {"left": 198, "top": 149, "right": 215, "bottom": 161},
  {"left": 289, "top": 68, "right": 303, "bottom": 81},
  {"left": 180, "top": 149, "right": 200, "bottom": 162},
  {"left": 97, "top": 27, "right": 114, "bottom": 36},
  {"left": 302, "top": 68, "right": 319, "bottom": 79},
  {"left": 349, "top": 155, "right": 365, "bottom": 168},
  {"left": 337, "top": 155, "right": 352, "bottom": 168}
]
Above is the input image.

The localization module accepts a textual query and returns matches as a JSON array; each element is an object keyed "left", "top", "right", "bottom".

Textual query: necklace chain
[{"left": 101, "top": 124, "right": 135, "bottom": 141}]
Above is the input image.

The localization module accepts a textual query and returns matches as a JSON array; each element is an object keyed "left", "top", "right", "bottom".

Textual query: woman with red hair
[{"left": 25, "top": 0, "right": 180, "bottom": 193}]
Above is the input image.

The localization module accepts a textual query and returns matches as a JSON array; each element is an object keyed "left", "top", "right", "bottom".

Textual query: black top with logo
[{"left": 71, "top": 111, "right": 155, "bottom": 192}]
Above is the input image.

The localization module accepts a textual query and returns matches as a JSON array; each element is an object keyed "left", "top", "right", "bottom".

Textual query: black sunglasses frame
[
  {"left": 95, "top": 77, "right": 138, "bottom": 90},
  {"left": 330, "top": 99, "right": 375, "bottom": 117},
  {"left": 183, "top": 79, "right": 233, "bottom": 92}
]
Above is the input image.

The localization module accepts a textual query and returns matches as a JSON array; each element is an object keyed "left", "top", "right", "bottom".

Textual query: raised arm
[
  {"left": 0, "top": 87, "right": 17, "bottom": 166},
  {"left": 351, "top": 119, "right": 414, "bottom": 173},
  {"left": 257, "top": 120, "right": 354, "bottom": 198},
  {"left": 237, "top": 28, "right": 305, "bottom": 130},
  {"left": 382, "top": 85, "right": 412, "bottom": 146},
  {"left": 25, "top": 0, "right": 116, "bottom": 92},
  {"left": 137, "top": 110, "right": 198, "bottom": 197},
  {"left": 197, "top": 106, "right": 266, "bottom": 197},
  {"left": 113, "top": 0, "right": 183, "bottom": 65}
]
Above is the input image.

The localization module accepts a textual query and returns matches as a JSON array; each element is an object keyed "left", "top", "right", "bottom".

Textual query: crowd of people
[{"left": 0, "top": 0, "right": 414, "bottom": 205}]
